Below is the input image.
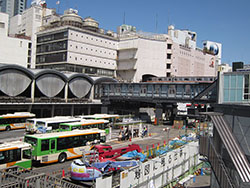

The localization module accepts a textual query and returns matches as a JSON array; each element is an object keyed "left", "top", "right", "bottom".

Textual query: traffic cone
[{"left": 62, "top": 169, "right": 65, "bottom": 178}]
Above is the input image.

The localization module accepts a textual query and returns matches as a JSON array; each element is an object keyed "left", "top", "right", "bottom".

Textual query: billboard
[{"left": 203, "top": 41, "right": 222, "bottom": 59}]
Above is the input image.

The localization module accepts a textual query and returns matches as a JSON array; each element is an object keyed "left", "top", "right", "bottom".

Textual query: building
[
  {"left": 0, "top": 0, "right": 27, "bottom": 17},
  {"left": 116, "top": 25, "right": 221, "bottom": 82},
  {"left": 117, "top": 25, "right": 168, "bottom": 82},
  {"left": 218, "top": 63, "right": 232, "bottom": 73},
  {"left": 199, "top": 66, "right": 250, "bottom": 188},
  {"left": 0, "top": 12, "right": 31, "bottom": 67},
  {"left": 35, "top": 9, "right": 118, "bottom": 77},
  {"left": 9, "top": 2, "right": 55, "bottom": 68},
  {"left": 168, "top": 26, "right": 221, "bottom": 78}
]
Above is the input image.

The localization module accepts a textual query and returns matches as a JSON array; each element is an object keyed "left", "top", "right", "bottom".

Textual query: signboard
[{"left": 120, "top": 141, "right": 199, "bottom": 188}]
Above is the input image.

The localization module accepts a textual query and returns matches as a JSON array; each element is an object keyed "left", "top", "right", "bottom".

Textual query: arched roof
[
  {"left": 33, "top": 69, "right": 68, "bottom": 81},
  {"left": 67, "top": 73, "right": 94, "bottom": 84},
  {"left": 93, "top": 77, "right": 118, "bottom": 84},
  {"left": 0, "top": 64, "right": 34, "bottom": 79}
]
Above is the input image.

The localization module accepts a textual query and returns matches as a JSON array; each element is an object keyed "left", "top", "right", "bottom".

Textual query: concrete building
[
  {"left": 117, "top": 26, "right": 168, "bottom": 82},
  {"left": 35, "top": 9, "right": 118, "bottom": 77},
  {"left": 9, "top": 3, "right": 55, "bottom": 68},
  {"left": 116, "top": 25, "right": 220, "bottom": 82},
  {"left": 0, "top": 0, "right": 27, "bottom": 17},
  {"left": 0, "top": 12, "right": 31, "bottom": 67},
  {"left": 218, "top": 63, "right": 232, "bottom": 73}
]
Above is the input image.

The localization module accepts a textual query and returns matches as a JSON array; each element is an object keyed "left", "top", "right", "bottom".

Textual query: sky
[{"left": 28, "top": 0, "right": 250, "bottom": 65}]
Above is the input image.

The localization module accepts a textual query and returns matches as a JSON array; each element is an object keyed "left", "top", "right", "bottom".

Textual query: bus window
[
  {"left": 51, "top": 140, "right": 55, "bottom": 150},
  {"left": 41, "top": 139, "right": 49, "bottom": 151},
  {"left": 60, "top": 125, "right": 70, "bottom": 131},
  {"left": 36, "top": 121, "right": 45, "bottom": 127},
  {"left": 0, "top": 149, "right": 21, "bottom": 164},
  {"left": 24, "top": 137, "right": 37, "bottom": 146},
  {"left": 23, "top": 149, "right": 31, "bottom": 159},
  {"left": 72, "top": 126, "right": 78, "bottom": 130},
  {"left": 0, "top": 151, "right": 5, "bottom": 164},
  {"left": 49, "top": 123, "right": 60, "bottom": 130}
]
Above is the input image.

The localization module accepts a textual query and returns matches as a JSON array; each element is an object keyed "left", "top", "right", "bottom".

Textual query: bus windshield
[
  {"left": 23, "top": 149, "right": 31, "bottom": 159},
  {"left": 36, "top": 121, "right": 45, "bottom": 127},
  {"left": 24, "top": 137, "right": 37, "bottom": 146}
]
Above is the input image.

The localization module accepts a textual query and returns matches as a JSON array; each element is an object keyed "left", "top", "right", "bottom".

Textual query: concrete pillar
[
  {"left": 31, "top": 80, "right": 35, "bottom": 103},
  {"left": 155, "top": 103, "right": 163, "bottom": 125},
  {"left": 101, "top": 105, "right": 108, "bottom": 114},
  {"left": 64, "top": 82, "right": 68, "bottom": 103},
  {"left": 51, "top": 105, "right": 55, "bottom": 117},
  {"left": 71, "top": 105, "right": 74, "bottom": 116},
  {"left": 87, "top": 105, "right": 91, "bottom": 115}
]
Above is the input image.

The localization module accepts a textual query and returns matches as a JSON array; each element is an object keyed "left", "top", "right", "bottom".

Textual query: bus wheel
[
  {"left": 58, "top": 153, "right": 67, "bottom": 163},
  {"left": 5, "top": 126, "right": 11, "bottom": 131}
]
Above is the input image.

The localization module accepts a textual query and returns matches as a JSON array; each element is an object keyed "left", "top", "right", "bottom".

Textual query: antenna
[
  {"left": 123, "top": 12, "right": 126, "bottom": 24},
  {"left": 155, "top": 13, "right": 158, "bottom": 33}
]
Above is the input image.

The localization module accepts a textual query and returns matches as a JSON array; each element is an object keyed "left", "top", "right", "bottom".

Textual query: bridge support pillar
[
  {"left": 155, "top": 103, "right": 163, "bottom": 125},
  {"left": 101, "top": 99, "right": 110, "bottom": 114}
]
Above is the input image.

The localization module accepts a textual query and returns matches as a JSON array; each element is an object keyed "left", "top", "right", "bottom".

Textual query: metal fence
[
  {"left": 0, "top": 166, "right": 83, "bottom": 188},
  {"left": 199, "top": 136, "right": 235, "bottom": 188}
]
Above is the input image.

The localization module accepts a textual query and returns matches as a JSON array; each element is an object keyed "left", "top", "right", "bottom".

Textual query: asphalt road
[{"left": 0, "top": 125, "right": 198, "bottom": 186}]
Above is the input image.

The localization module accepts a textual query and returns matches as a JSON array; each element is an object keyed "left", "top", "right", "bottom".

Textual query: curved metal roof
[
  {"left": 67, "top": 73, "right": 94, "bottom": 84},
  {"left": 34, "top": 69, "right": 68, "bottom": 81},
  {"left": 93, "top": 77, "right": 117, "bottom": 84},
  {"left": 0, "top": 64, "right": 34, "bottom": 79}
]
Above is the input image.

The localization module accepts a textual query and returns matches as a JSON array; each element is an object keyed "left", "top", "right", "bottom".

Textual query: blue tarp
[{"left": 121, "top": 150, "right": 146, "bottom": 162}]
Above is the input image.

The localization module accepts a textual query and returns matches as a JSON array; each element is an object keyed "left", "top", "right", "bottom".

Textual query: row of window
[
  {"left": 69, "top": 56, "right": 115, "bottom": 66},
  {"left": 0, "top": 149, "right": 31, "bottom": 164},
  {"left": 0, "top": 117, "right": 27, "bottom": 124},
  {"left": 40, "top": 134, "right": 101, "bottom": 151},
  {"left": 70, "top": 32, "right": 116, "bottom": 46},
  {"left": 37, "top": 41, "right": 67, "bottom": 53},
  {"left": 36, "top": 52, "right": 67, "bottom": 63},
  {"left": 37, "top": 31, "right": 68, "bottom": 43},
  {"left": 69, "top": 44, "right": 116, "bottom": 56}
]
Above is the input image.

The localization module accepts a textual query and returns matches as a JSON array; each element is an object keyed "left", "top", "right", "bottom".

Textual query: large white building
[
  {"left": 0, "top": 12, "right": 31, "bottom": 67},
  {"left": 117, "top": 28, "right": 168, "bottom": 82},
  {"left": 116, "top": 25, "right": 221, "bottom": 82},
  {"left": 35, "top": 9, "right": 118, "bottom": 77},
  {"left": 9, "top": 2, "right": 55, "bottom": 68}
]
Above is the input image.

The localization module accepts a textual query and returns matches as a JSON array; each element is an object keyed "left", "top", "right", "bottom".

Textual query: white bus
[
  {"left": 0, "top": 112, "right": 35, "bottom": 131},
  {"left": 24, "top": 129, "right": 106, "bottom": 164},
  {"left": 26, "top": 116, "right": 81, "bottom": 133},
  {"left": 0, "top": 141, "right": 32, "bottom": 170}
]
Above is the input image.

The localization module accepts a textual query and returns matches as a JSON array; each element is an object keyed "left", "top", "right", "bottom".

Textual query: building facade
[
  {"left": 116, "top": 25, "right": 220, "bottom": 82},
  {"left": 0, "top": 12, "right": 31, "bottom": 67},
  {"left": 0, "top": 0, "right": 27, "bottom": 17},
  {"left": 9, "top": 3, "right": 55, "bottom": 68},
  {"left": 35, "top": 9, "right": 118, "bottom": 77},
  {"left": 117, "top": 28, "right": 168, "bottom": 82}
]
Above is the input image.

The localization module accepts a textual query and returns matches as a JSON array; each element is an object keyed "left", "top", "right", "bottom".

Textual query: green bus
[
  {"left": 24, "top": 129, "right": 106, "bottom": 164},
  {"left": 78, "top": 114, "right": 119, "bottom": 133},
  {"left": 0, "top": 141, "right": 32, "bottom": 170},
  {"left": 59, "top": 119, "right": 109, "bottom": 132},
  {"left": 0, "top": 112, "right": 35, "bottom": 131}
]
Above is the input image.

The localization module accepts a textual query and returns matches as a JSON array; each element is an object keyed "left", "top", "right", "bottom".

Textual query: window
[
  {"left": 23, "top": 149, "right": 31, "bottom": 159},
  {"left": 51, "top": 140, "right": 55, "bottom": 150},
  {"left": 0, "top": 22, "right": 5, "bottom": 28},
  {"left": 41, "top": 139, "right": 49, "bottom": 151},
  {"left": 167, "top": 44, "right": 172, "bottom": 49},
  {"left": 167, "top": 64, "right": 171, "bottom": 69},
  {"left": 0, "top": 149, "right": 21, "bottom": 164},
  {"left": 167, "top": 54, "right": 171, "bottom": 59}
]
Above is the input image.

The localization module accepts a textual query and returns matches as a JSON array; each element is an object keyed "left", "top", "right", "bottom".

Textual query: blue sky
[{"left": 28, "top": 0, "right": 250, "bottom": 65}]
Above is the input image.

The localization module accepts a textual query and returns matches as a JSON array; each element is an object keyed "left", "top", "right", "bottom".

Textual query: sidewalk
[{"left": 188, "top": 175, "right": 210, "bottom": 188}]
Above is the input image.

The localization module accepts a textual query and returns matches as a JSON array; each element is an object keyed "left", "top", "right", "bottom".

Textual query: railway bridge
[{"left": 0, "top": 64, "right": 217, "bottom": 120}]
